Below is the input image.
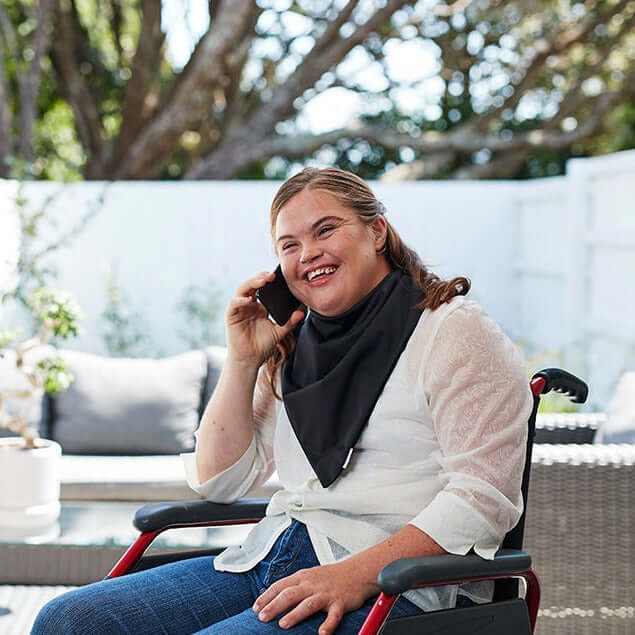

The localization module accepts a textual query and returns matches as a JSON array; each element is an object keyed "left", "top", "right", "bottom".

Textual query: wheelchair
[{"left": 106, "top": 368, "right": 588, "bottom": 634}]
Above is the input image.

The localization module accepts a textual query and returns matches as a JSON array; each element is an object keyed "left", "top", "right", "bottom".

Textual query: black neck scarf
[{"left": 281, "top": 269, "right": 424, "bottom": 488}]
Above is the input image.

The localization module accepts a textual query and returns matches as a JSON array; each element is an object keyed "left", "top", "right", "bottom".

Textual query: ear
[{"left": 369, "top": 215, "right": 388, "bottom": 249}]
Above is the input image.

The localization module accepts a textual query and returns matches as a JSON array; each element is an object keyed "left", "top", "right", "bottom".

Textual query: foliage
[
  {"left": 101, "top": 273, "right": 225, "bottom": 355},
  {"left": 0, "top": 287, "right": 81, "bottom": 447},
  {"left": 5, "top": 182, "right": 106, "bottom": 310},
  {"left": 0, "top": 0, "right": 632, "bottom": 181},
  {"left": 0, "top": 182, "right": 98, "bottom": 446},
  {"left": 176, "top": 278, "right": 224, "bottom": 349},
  {"left": 0, "top": 327, "right": 19, "bottom": 351},
  {"left": 100, "top": 265, "right": 154, "bottom": 357},
  {"left": 28, "top": 287, "right": 81, "bottom": 339},
  {"left": 38, "top": 356, "right": 74, "bottom": 396}
]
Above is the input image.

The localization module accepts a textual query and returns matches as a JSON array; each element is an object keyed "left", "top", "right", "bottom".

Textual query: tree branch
[
  {"left": 549, "top": 10, "right": 635, "bottom": 126},
  {"left": 113, "top": 0, "right": 256, "bottom": 179},
  {"left": 51, "top": 2, "right": 105, "bottom": 175},
  {"left": 111, "top": 0, "right": 124, "bottom": 61},
  {"left": 0, "top": 4, "right": 18, "bottom": 60},
  {"left": 452, "top": 151, "right": 530, "bottom": 179},
  {"left": 473, "top": 0, "right": 631, "bottom": 131},
  {"left": 158, "top": 0, "right": 260, "bottom": 124},
  {"left": 0, "top": 4, "right": 18, "bottom": 174},
  {"left": 109, "top": 0, "right": 165, "bottom": 171},
  {"left": 214, "top": 20, "right": 260, "bottom": 139},
  {"left": 248, "top": 0, "right": 411, "bottom": 133},
  {"left": 0, "top": 50, "right": 11, "bottom": 177},
  {"left": 380, "top": 152, "right": 456, "bottom": 180},
  {"left": 187, "top": 0, "right": 415, "bottom": 178},
  {"left": 433, "top": 0, "right": 476, "bottom": 17},
  {"left": 17, "top": 0, "right": 54, "bottom": 163},
  {"left": 237, "top": 70, "right": 634, "bottom": 172}
]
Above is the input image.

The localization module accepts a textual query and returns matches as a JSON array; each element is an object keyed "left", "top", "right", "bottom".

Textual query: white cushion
[{"left": 60, "top": 454, "right": 281, "bottom": 501}]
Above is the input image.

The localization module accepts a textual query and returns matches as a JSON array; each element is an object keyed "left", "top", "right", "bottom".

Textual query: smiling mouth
[{"left": 305, "top": 266, "right": 339, "bottom": 282}]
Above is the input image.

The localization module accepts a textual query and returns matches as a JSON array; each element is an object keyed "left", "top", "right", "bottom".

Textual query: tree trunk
[{"left": 17, "top": 0, "right": 54, "bottom": 164}]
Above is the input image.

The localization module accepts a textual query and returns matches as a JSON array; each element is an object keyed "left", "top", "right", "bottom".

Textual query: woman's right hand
[{"left": 225, "top": 272, "right": 305, "bottom": 368}]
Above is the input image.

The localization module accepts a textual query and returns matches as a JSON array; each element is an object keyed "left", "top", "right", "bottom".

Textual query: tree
[{"left": 0, "top": 0, "right": 633, "bottom": 181}]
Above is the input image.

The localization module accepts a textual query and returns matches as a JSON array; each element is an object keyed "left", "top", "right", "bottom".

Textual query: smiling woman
[
  {"left": 263, "top": 168, "right": 473, "bottom": 399},
  {"left": 274, "top": 189, "right": 391, "bottom": 317},
  {"left": 33, "top": 168, "right": 533, "bottom": 635}
]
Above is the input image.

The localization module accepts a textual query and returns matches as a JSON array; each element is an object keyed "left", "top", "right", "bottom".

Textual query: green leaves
[
  {"left": 28, "top": 287, "right": 82, "bottom": 339},
  {"left": 1, "top": 286, "right": 81, "bottom": 442},
  {"left": 37, "top": 356, "right": 74, "bottom": 396},
  {"left": 0, "top": 328, "right": 21, "bottom": 350}
]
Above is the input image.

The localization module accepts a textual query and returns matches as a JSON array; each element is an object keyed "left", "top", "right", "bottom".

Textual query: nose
[{"left": 300, "top": 240, "right": 323, "bottom": 264}]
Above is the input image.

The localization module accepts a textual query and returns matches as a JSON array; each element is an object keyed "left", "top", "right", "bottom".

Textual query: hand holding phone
[{"left": 255, "top": 265, "right": 301, "bottom": 326}]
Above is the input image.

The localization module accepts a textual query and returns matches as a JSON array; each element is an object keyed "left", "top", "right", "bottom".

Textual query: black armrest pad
[
  {"left": 377, "top": 549, "right": 532, "bottom": 596},
  {"left": 133, "top": 499, "right": 268, "bottom": 533}
]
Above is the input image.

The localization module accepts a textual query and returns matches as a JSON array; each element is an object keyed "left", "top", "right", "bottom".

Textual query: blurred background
[{"left": 1, "top": 0, "right": 634, "bottom": 410}]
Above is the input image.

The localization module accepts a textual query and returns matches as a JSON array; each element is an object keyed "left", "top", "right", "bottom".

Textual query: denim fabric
[{"left": 32, "top": 520, "right": 422, "bottom": 634}]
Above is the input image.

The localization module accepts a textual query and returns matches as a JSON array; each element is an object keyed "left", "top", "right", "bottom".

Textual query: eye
[
  {"left": 318, "top": 225, "right": 334, "bottom": 236},
  {"left": 281, "top": 242, "right": 297, "bottom": 251}
]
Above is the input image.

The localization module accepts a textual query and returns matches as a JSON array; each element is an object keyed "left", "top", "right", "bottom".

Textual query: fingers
[
  {"left": 271, "top": 594, "right": 344, "bottom": 633},
  {"left": 318, "top": 605, "right": 345, "bottom": 635},
  {"left": 235, "top": 271, "right": 275, "bottom": 298},
  {"left": 228, "top": 272, "right": 278, "bottom": 326},
  {"left": 253, "top": 573, "right": 344, "bottom": 633},
  {"left": 253, "top": 579, "right": 283, "bottom": 613},
  {"left": 288, "top": 308, "right": 306, "bottom": 325},
  {"left": 277, "top": 595, "right": 327, "bottom": 629},
  {"left": 254, "top": 577, "right": 307, "bottom": 623},
  {"left": 226, "top": 295, "right": 267, "bottom": 325},
  {"left": 271, "top": 307, "right": 306, "bottom": 335}
]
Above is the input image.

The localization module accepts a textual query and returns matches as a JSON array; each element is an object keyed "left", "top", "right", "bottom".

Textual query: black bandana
[{"left": 281, "top": 269, "right": 424, "bottom": 487}]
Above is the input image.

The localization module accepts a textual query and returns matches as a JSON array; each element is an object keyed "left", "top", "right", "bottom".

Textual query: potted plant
[{"left": 0, "top": 288, "right": 81, "bottom": 541}]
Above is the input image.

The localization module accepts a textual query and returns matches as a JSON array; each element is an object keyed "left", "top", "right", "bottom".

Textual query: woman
[{"left": 33, "top": 168, "right": 532, "bottom": 634}]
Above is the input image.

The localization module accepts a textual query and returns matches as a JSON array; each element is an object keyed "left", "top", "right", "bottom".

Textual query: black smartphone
[{"left": 255, "top": 265, "right": 301, "bottom": 326}]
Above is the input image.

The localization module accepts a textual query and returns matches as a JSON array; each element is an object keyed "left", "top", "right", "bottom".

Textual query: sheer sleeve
[
  {"left": 409, "top": 302, "right": 532, "bottom": 558},
  {"left": 181, "top": 367, "right": 278, "bottom": 503}
]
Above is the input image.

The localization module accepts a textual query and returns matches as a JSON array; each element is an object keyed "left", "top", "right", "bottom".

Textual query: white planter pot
[{"left": 0, "top": 438, "right": 61, "bottom": 542}]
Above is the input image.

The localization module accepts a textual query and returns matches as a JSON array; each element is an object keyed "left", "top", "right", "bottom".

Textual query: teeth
[{"left": 307, "top": 266, "right": 337, "bottom": 281}]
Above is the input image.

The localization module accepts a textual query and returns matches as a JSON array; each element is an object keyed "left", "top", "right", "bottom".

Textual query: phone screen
[{"left": 255, "top": 265, "right": 301, "bottom": 326}]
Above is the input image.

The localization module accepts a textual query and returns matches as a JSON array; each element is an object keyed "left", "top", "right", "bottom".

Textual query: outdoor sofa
[{"left": 45, "top": 346, "right": 280, "bottom": 502}]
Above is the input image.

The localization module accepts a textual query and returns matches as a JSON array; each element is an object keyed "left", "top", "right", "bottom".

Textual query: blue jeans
[{"left": 32, "top": 520, "right": 423, "bottom": 634}]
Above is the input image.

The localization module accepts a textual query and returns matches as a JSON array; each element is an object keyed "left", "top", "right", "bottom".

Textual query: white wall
[
  {"left": 0, "top": 180, "right": 20, "bottom": 298},
  {"left": 1, "top": 150, "right": 634, "bottom": 409},
  {"left": 566, "top": 153, "right": 635, "bottom": 410}
]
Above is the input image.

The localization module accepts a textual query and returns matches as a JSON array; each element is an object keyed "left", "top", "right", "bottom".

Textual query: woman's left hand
[{"left": 252, "top": 561, "right": 377, "bottom": 634}]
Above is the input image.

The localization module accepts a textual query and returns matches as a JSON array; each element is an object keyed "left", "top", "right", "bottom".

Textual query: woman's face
[{"left": 274, "top": 188, "right": 391, "bottom": 316}]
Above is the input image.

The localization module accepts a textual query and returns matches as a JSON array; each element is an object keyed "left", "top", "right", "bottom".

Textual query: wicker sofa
[{"left": 527, "top": 413, "right": 635, "bottom": 635}]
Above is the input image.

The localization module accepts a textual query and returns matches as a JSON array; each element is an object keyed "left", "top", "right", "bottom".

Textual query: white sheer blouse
[{"left": 182, "top": 296, "right": 533, "bottom": 611}]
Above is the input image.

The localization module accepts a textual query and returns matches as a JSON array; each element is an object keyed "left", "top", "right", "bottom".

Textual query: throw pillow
[
  {"left": 200, "top": 345, "right": 227, "bottom": 416},
  {"left": 52, "top": 350, "right": 207, "bottom": 454}
]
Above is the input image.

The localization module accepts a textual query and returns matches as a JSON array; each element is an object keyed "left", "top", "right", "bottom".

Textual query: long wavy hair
[{"left": 264, "top": 167, "right": 470, "bottom": 398}]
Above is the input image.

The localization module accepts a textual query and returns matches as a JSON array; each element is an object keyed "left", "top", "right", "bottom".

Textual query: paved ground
[{"left": 0, "top": 585, "right": 75, "bottom": 635}]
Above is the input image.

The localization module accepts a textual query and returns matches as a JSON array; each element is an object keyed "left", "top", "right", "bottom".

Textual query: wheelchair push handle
[{"left": 531, "top": 368, "right": 588, "bottom": 403}]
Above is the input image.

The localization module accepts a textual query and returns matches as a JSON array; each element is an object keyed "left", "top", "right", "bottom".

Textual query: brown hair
[{"left": 265, "top": 167, "right": 470, "bottom": 397}]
